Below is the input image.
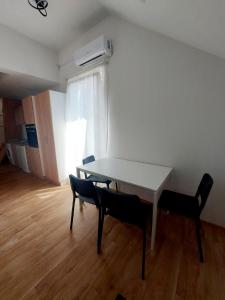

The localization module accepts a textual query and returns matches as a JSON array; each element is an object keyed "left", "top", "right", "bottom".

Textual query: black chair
[
  {"left": 96, "top": 188, "right": 152, "bottom": 280},
  {"left": 158, "top": 173, "right": 213, "bottom": 262},
  {"left": 83, "top": 155, "right": 118, "bottom": 191},
  {"left": 69, "top": 174, "right": 99, "bottom": 230}
]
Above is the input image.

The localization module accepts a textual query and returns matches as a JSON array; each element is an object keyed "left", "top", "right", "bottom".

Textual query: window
[{"left": 65, "top": 66, "right": 108, "bottom": 175}]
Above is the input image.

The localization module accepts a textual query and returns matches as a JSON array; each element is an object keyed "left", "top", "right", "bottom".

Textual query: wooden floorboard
[{"left": 0, "top": 164, "right": 224, "bottom": 300}]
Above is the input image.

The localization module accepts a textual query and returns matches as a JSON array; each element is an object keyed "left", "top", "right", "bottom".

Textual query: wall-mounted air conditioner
[{"left": 74, "top": 35, "right": 113, "bottom": 68}]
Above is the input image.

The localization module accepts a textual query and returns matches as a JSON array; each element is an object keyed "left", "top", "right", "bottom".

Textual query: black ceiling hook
[{"left": 28, "top": 0, "right": 48, "bottom": 17}]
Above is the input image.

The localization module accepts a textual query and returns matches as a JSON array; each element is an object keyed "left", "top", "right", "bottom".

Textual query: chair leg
[
  {"left": 195, "top": 218, "right": 204, "bottom": 263},
  {"left": 97, "top": 208, "right": 104, "bottom": 254},
  {"left": 70, "top": 195, "right": 76, "bottom": 230},
  {"left": 79, "top": 198, "right": 84, "bottom": 212},
  {"left": 142, "top": 226, "right": 147, "bottom": 280}
]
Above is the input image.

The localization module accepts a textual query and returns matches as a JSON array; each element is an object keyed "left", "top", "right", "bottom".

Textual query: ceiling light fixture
[{"left": 28, "top": 0, "right": 48, "bottom": 17}]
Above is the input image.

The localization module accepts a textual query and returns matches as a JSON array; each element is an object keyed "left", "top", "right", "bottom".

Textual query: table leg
[
  {"left": 76, "top": 168, "right": 83, "bottom": 211},
  {"left": 151, "top": 192, "right": 158, "bottom": 251}
]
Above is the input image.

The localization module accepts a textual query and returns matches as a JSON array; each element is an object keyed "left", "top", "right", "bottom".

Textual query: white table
[{"left": 77, "top": 158, "right": 172, "bottom": 251}]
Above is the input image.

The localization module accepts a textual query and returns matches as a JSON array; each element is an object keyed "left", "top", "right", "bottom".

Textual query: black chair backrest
[
  {"left": 195, "top": 173, "right": 213, "bottom": 214},
  {"left": 69, "top": 174, "right": 96, "bottom": 200},
  {"left": 97, "top": 188, "right": 145, "bottom": 225},
  {"left": 82, "top": 155, "right": 95, "bottom": 165}
]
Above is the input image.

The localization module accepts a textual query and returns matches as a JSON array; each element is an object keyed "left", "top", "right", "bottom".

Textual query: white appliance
[
  {"left": 6, "top": 143, "right": 15, "bottom": 165},
  {"left": 74, "top": 35, "right": 113, "bottom": 68},
  {"left": 6, "top": 142, "right": 30, "bottom": 173},
  {"left": 15, "top": 144, "right": 30, "bottom": 173}
]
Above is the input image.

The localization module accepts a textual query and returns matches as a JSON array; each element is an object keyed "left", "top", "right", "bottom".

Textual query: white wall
[
  {"left": 0, "top": 24, "right": 59, "bottom": 83},
  {"left": 59, "top": 16, "right": 225, "bottom": 228}
]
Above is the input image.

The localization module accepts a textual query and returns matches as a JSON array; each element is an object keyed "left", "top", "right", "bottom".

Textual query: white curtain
[{"left": 65, "top": 66, "right": 108, "bottom": 176}]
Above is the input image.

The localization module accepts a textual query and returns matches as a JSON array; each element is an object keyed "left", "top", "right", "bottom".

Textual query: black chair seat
[
  {"left": 78, "top": 195, "right": 96, "bottom": 206},
  {"left": 87, "top": 174, "right": 111, "bottom": 185},
  {"left": 159, "top": 190, "right": 200, "bottom": 218}
]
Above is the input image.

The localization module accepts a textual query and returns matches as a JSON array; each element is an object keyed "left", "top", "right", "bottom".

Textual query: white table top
[{"left": 77, "top": 158, "right": 172, "bottom": 192}]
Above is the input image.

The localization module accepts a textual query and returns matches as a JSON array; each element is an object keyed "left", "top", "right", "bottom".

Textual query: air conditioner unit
[{"left": 74, "top": 36, "right": 113, "bottom": 68}]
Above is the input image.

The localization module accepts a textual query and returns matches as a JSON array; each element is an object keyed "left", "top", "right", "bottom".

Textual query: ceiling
[
  {"left": 0, "top": 72, "right": 57, "bottom": 100},
  {"left": 0, "top": 0, "right": 108, "bottom": 51},
  {"left": 0, "top": 0, "right": 225, "bottom": 59},
  {"left": 99, "top": 0, "right": 225, "bottom": 60}
]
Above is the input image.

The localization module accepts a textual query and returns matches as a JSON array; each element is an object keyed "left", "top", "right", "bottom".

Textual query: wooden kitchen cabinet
[
  {"left": 26, "top": 146, "right": 43, "bottom": 178},
  {"left": 15, "top": 105, "right": 24, "bottom": 125},
  {"left": 20, "top": 90, "right": 65, "bottom": 185},
  {"left": 22, "top": 96, "right": 35, "bottom": 124},
  {"left": 3, "top": 98, "right": 22, "bottom": 141},
  {"left": 34, "top": 91, "right": 59, "bottom": 184}
]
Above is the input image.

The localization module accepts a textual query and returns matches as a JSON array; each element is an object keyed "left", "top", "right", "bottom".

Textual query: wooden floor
[{"left": 0, "top": 164, "right": 225, "bottom": 300}]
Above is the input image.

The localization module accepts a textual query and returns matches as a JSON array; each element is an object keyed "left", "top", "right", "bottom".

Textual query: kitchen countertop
[{"left": 8, "top": 139, "right": 28, "bottom": 146}]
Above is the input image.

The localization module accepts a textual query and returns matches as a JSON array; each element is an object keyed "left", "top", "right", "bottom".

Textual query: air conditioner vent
[{"left": 74, "top": 36, "right": 113, "bottom": 68}]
